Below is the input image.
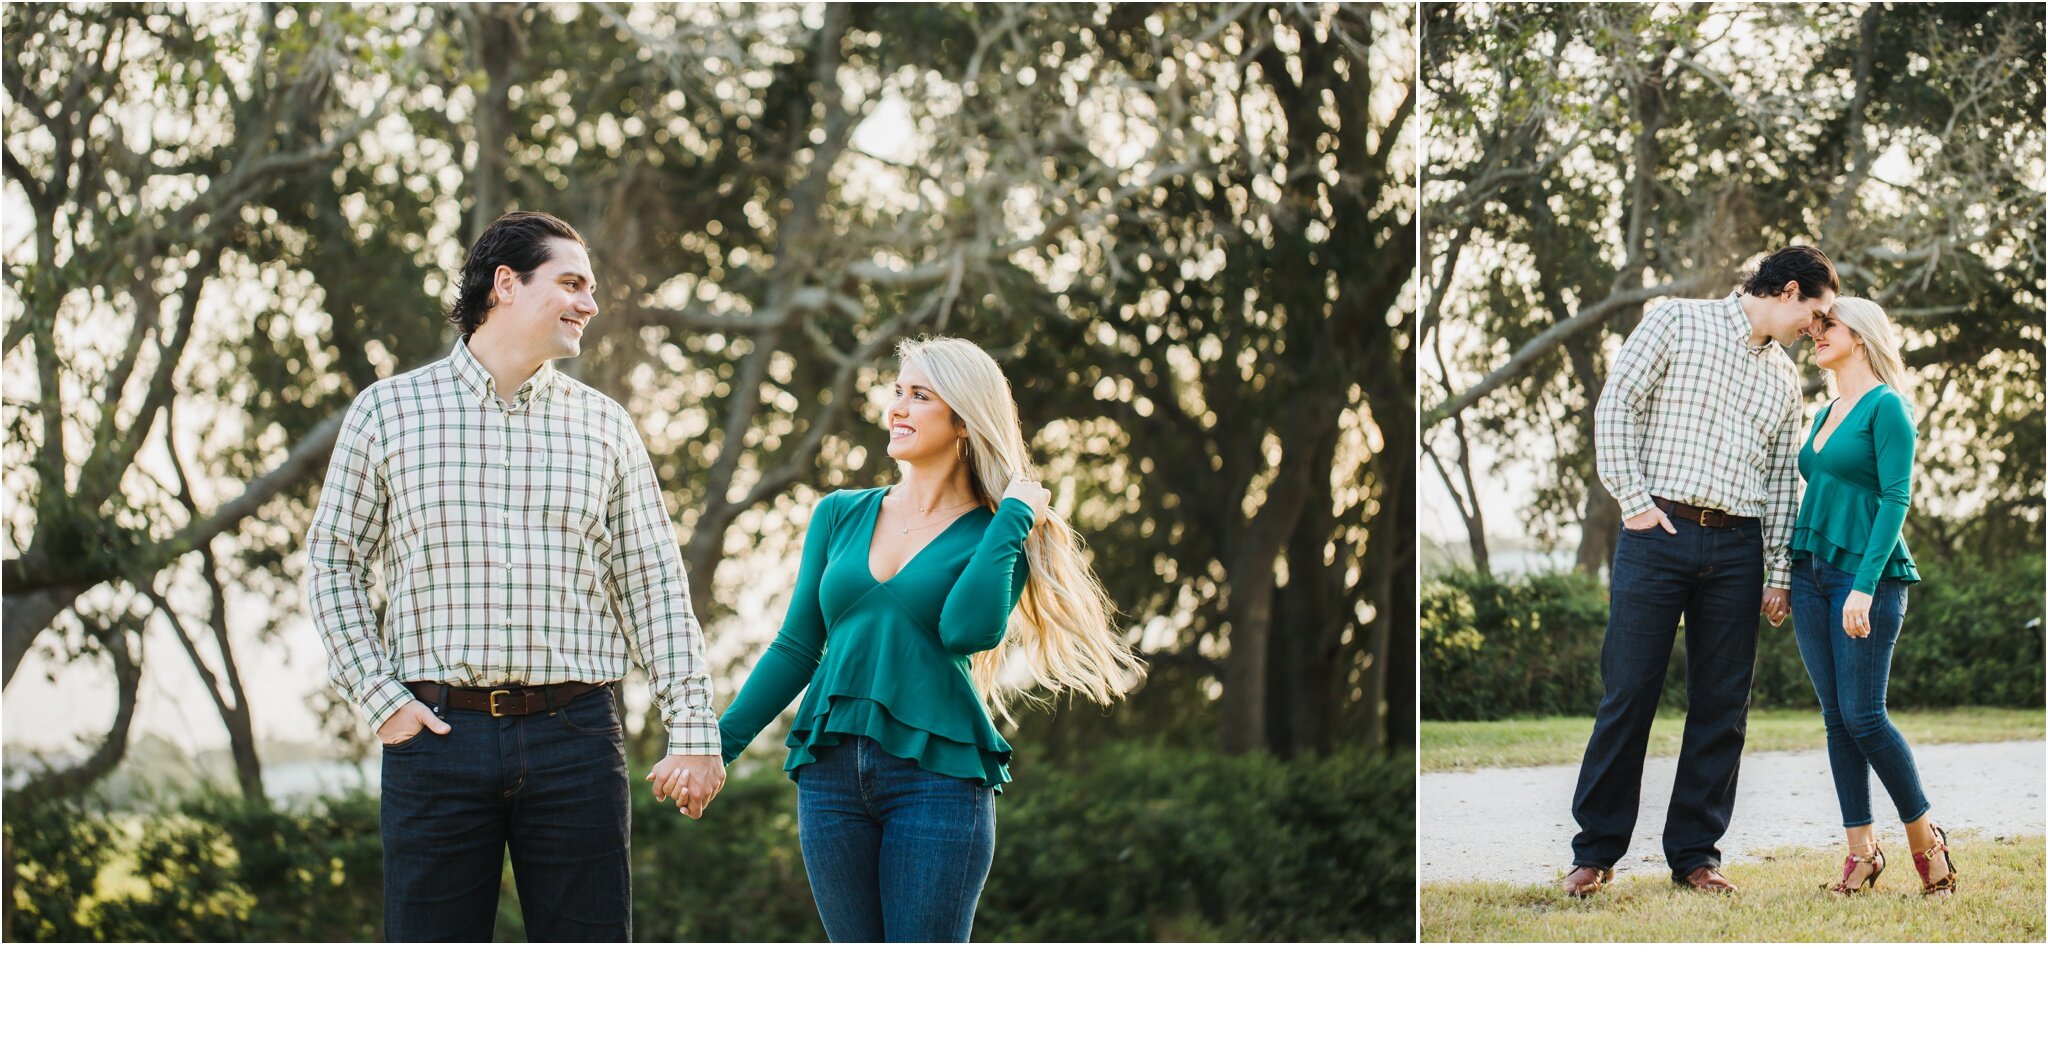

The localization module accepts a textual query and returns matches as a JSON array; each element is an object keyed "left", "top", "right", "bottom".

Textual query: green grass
[
  {"left": 1420, "top": 707, "right": 2045, "bottom": 773},
  {"left": 1421, "top": 831, "right": 2046, "bottom": 942}
]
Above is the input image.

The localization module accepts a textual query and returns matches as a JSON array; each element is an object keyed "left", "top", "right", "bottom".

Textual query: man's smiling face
[
  {"left": 1767, "top": 283, "right": 1834, "bottom": 345},
  {"left": 493, "top": 237, "right": 598, "bottom": 360}
]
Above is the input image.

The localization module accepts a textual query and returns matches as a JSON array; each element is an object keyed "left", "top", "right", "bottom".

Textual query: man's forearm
[
  {"left": 1594, "top": 402, "right": 1653, "bottom": 518},
  {"left": 307, "top": 561, "right": 413, "bottom": 731}
]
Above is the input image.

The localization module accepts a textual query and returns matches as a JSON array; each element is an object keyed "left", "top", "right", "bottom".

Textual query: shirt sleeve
[
  {"left": 1763, "top": 364, "right": 1806, "bottom": 590},
  {"left": 937, "top": 498, "right": 1036, "bottom": 654},
  {"left": 718, "top": 493, "right": 838, "bottom": 763},
  {"left": 305, "top": 389, "right": 416, "bottom": 732},
  {"left": 604, "top": 419, "right": 717, "bottom": 757},
  {"left": 1853, "top": 392, "right": 1915, "bottom": 594},
  {"left": 1594, "top": 302, "right": 1678, "bottom": 520}
]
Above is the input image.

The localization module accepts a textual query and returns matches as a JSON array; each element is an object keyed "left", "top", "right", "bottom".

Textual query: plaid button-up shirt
[
  {"left": 306, "top": 340, "right": 717, "bottom": 755},
  {"left": 1595, "top": 293, "right": 1805, "bottom": 589}
]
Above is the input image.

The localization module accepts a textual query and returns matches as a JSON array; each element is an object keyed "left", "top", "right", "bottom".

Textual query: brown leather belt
[
  {"left": 405, "top": 680, "right": 613, "bottom": 717},
  {"left": 1653, "top": 496, "right": 1756, "bottom": 529}
]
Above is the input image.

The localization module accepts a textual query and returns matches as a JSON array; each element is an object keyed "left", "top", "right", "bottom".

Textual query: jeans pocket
[
  {"left": 381, "top": 726, "right": 432, "bottom": 751},
  {"left": 557, "top": 688, "right": 623, "bottom": 736}
]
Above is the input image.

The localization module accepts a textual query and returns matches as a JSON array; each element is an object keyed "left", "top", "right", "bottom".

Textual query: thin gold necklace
[{"left": 887, "top": 495, "right": 978, "bottom": 535}]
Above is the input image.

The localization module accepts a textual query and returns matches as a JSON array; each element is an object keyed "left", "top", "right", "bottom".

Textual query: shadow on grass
[{"left": 1421, "top": 831, "right": 2047, "bottom": 942}]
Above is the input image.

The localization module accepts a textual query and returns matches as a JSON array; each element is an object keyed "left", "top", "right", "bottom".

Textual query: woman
[
  {"left": 1789, "top": 296, "right": 1955, "bottom": 896},
  {"left": 692, "top": 335, "right": 1143, "bottom": 941}
]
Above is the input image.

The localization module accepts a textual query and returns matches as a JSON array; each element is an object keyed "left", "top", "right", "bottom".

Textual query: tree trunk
[
  {"left": 465, "top": 6, "right": 525, "bottom": 243},
  {"left": 1433, "top": 413, "right": 1491, "bottom": 576},
  {"left": 1565, "top": 331, "right": 1621, "bottom": 576},
  {"left": 1383, "top": 448, "right": 1418, "bottom": 752},
  {"left": 1220, "top": 543, "right": 1278, "bottom": 757},
  {"left": 2, "top": 585, "right": 85, "bottom": 688},
  {"left": 1219, "top": 415, "right": 1328, "bottom": 755},
  {"left": 1269, "top": 429, "right": 1346, "bottom": 758},
  {"left": 9, "top": 627, "right": 141, "bottom": 805}
]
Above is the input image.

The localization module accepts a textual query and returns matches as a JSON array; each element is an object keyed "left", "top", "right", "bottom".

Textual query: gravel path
[{"left": 1419, "top": 739, "right": 2046, "bottom": 885}]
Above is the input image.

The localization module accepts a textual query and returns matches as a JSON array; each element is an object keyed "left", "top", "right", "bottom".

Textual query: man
[
  {"left": 1563, "top": 245, "right": 1836, "bottom": 897},
  {"left": 307, "top": 211, "right": 724, "bottom": 941}
]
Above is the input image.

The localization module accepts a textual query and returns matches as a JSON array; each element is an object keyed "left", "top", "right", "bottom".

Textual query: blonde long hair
[
  {"left": 894, "top": 336, "right": 1146, "bottom": 722},
  {"left": 1826, "top": 296, "right": 1912, "bottom": 404}
]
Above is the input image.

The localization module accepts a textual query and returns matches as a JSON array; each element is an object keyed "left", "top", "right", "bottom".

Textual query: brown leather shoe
[
  {"left": 1680, "top": 866, "right": 1736, "bottom": 893},
  {"left": 1563, "top": 865, "right": 1613, "bottom": 897}
]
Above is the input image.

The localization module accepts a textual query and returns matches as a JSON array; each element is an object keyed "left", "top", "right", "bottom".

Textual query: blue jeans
[
  {"left": 1789, "top": 556, "right": 1928, "bottom": 828},
  {"left": 379, "top": 686, "right": 631, "bottom": 941},
  {"left": 1571, "top": 518, "right": 1763, "bottom": 878},
  {"left": 795, "top": 735, "right": 996, "bottom": 942}
]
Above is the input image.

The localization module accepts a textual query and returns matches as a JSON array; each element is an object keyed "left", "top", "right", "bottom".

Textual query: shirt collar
[
  {"left": 1722, "top": 292, "right": 1771, "bottom": 355},
  {"left": 450, "top": 338, "right": 556, "bottom": 408}
]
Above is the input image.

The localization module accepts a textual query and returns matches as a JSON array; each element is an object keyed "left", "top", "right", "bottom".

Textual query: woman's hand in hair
[{"left": 1001, "top": 476, "right": 1052, "bottom": 523}]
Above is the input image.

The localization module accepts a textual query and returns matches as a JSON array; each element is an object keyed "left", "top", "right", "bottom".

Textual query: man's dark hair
[
  {"left": 447, "top": 211, "right": 588, "bottom": 335},
  {"left": 1740, "top": 245, "right": 1839, "bottom": 301}
]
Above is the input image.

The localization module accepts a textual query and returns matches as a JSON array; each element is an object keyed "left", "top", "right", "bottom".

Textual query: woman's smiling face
[
  {"left": 1808, "top": 310, "right": 1861, "bottom": 370},
  {"left": 884, "top": 360, "right": 962, "bottom": 464}
]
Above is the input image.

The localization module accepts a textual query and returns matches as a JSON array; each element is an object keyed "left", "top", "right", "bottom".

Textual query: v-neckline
[
  {"left": 863, "top": 487, "right": 984, "bottom": 586},
  {"left": 1812, "top": 385, "right": 1883, "bottom": 455}
]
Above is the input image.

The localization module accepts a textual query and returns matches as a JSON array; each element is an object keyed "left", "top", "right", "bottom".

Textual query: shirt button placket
[{"left": 499, "top": 405, "right": 515, "bottom": 650}]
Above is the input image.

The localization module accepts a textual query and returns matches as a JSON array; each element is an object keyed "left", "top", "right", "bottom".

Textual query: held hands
[
  {"left": 646, "top": 753, "right": 727, "bottom": 819},
  {"left": 1001, "top": 476, "right": 1052, "bottom": 523},
  {"left": 1760, "top": 587, "right": 1789, "bottom": 628},
  {"left": 1622, "top": 506, "right": 1676, "bottom": 534},
  {"left": 376, "top": 699, "right": 451, "bottom": 746},
  {"left": 1841, "top": 590, "right": 1874, "bottom": 639}
]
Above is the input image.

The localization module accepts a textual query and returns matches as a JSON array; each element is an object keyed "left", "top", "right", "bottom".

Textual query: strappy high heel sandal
[
  {"left": 1822, "top": 845, "right": 1884, "bottom": 894},
  {"left": 1913, "top": 825, "right": 1958, "bottom": 897}
]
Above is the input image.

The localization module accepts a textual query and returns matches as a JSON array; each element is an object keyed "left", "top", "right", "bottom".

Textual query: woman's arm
[
  {"left": 717, "top": 493, "right": 839, "bottom": 762},
  {"left": 1852, "top": 392, "right": 1915, "bottom": 594},
  {"left": 937, "top": 498, "right": 1036, "bottom": 654}
]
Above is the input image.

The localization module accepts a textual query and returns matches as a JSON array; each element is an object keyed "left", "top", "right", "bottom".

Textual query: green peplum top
[
  {"left": 717, "top": 486, "right": 1034, "bottom": 790},
  {"left": 1789, "top": 382, "right": 1921, "bottom": 594}
]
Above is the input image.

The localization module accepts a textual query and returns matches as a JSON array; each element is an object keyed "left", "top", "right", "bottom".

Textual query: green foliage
[
  {"left": 1421, "top": 569, "right": 1608, "bottom": 720},
  {"left": 6, "top": 1, "right": 1401, "bottom": 764},
  {"left": 1423, "top": 555, "right": 2048, "bottom": 721},
  {"left": 7, "top": 743, "right": 1408, "bottom": 942},
  {"left": 979, "top": 744, "right": 1413, "bottom": 942},
  {"left": 1875, "top": 553, "right": 2048, "bottom": 711},
  {"left": 630, "top": 766, "right": 823, "bottom": 943},
  {"left": 1423, "top": 2, "right": 2046, "bottom": 567},
  {"left": 6, "top": 790, "right": 383, "bottom": 942},
  {"left": 637, "top": 743, "right": 1415, "bottom": 942},
  {"left": 3, "top": 791, "right": 123, "bottom": 942}
]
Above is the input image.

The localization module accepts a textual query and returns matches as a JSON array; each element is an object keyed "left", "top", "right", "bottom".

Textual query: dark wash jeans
[
  {"left": 795, "top": 735, "right": 996, "bottom": 942},
  {"left": 1571, "top": 518, "right": 1763, "bottom": 879},
  {"left": 380, "top": 686, "right": 630, "bottom": 942},
  {"left": 1789, "top": 556, "right": 1927, "bottom": 828}
]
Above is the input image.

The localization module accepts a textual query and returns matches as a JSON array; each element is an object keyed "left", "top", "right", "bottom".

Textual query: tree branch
[{"left": 1423, "top": 276, "right": 1716, "bottom": 428}]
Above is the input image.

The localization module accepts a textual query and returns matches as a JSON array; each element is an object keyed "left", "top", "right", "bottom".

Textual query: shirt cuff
[
  {"left": 1615, "top": 490, "right": 1654, "bottom": 520},
  {"left": 997, "top": 496, "right": 1037, "bottom": 522},
  {"left": 362, "top": 677, "right": 418, "bottom": 733},
  {"left": 1765, "top": 563, "right": 1791, "bottom": 590},
  {"left": 664, "top": 704, "right": 722, "bottom": 757}
]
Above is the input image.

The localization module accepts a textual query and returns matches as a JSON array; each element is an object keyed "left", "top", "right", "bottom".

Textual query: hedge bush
[
  {"left": 1422, "top": 553, "right": 2046, "bottom": 720},
  {"left": 1420, "top": 569, "right": 1608, "bottom": 719},
  {"left": 6, "top": 742, "right": 1411, "bottom": 943}
]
